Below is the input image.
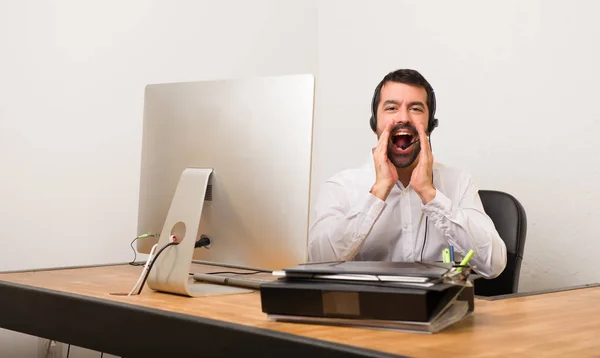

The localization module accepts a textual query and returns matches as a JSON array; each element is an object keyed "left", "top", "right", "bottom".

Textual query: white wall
[
  {"left": 0, "top": 0, "right": 317, "bottom": 271},
  {"left": 313, "top": 0, "right": 600, "bottom": 292},
  {"left": 0, "top": 0, "right": 316, "bottom": 355}
]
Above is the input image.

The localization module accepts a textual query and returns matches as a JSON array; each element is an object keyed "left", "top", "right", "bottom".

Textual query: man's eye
[
  {"left": 410, "top": 107, "right": 423, "bottom": 112},
  {"left": 385, "top": 106, "right": 397, "bottom": 111}
]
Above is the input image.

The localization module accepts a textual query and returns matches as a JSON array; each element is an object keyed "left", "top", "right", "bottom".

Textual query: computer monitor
[{"left": 136, "top": 74, "right": 315, "bottom": 296}]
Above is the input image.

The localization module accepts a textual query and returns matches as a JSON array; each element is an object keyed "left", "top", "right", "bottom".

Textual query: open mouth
[{"left": 391, "top": 130, "right": 415, "bottom": 150}]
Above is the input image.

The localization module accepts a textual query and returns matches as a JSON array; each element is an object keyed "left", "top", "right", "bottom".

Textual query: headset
[{"left": 368, "top": 79, "right": 439, "bottom": 262}]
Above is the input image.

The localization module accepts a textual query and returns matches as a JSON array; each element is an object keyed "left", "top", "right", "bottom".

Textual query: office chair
[{"left": 474, "top": 190, "right": 527, "bottom": 296}]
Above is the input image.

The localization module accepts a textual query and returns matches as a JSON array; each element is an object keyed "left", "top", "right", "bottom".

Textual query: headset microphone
[{"left": 400, "top": 138, "right": 420, "bottom": 150}]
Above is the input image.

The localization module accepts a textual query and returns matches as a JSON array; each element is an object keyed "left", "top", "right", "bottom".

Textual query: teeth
[{"left": 393, "top": 131, "right": 412, "bottom": 137}]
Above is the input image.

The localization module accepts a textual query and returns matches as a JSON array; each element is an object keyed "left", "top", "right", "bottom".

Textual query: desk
[{"left": 1, "top": 264, "right": 599, "bottom": 357}]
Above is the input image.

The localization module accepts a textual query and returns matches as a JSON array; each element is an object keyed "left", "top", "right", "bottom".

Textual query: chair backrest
[{"left": 475, "top": 190, "right": 527, "bottom": 296}]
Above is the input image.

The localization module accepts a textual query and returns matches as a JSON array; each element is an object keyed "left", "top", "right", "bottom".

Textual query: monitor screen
[{"left": 136, "top": 74, "right": 315, "bottom": 271}]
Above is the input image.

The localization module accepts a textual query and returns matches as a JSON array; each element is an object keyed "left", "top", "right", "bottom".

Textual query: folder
[{"left": 260, "top": 261, "right": 474, "bottom": 333}]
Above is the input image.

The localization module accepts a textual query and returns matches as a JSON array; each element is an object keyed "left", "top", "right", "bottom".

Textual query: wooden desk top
[{"left": 1, "top": 264, "right": 599, "bottom": 357}]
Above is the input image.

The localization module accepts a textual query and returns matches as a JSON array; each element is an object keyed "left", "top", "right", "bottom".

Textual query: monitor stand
[{"left": 146, "top": 168, "right": 252, "bottom": 297}]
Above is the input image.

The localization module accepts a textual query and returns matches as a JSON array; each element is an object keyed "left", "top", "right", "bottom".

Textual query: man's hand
[
  {"left": 370, "top": 121, "right": 398, "bottom": 201},
  {"left": 411, "top": 123, "right": 436, "bottom": 204}
]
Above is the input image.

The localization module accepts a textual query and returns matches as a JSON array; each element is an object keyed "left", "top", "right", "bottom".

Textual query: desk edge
[{"left": 0, "top": 280, "right": 404, "bottom": 358}]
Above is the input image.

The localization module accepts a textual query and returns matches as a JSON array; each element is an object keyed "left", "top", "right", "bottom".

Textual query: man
[{"left": 308, "top": 69, "right": 506, "bottom": 278}]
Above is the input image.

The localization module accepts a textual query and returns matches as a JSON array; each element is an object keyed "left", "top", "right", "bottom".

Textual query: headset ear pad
[
  {"left": 428, "top": 117, "right": 439, "bottom": 133},
  {"left": 370, "top": 86, "right": 379, "bottom": 132}
]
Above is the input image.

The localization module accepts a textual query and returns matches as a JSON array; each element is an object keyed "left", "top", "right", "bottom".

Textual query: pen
[
  {"left": 449, "top": 245, "right": 455, "bottom": 262},
  {"left": 442, "top": 248, "right": 451, "bottom": 263},
  {"left": 456, "top": 249, "right": 474, "bottom": 273}
]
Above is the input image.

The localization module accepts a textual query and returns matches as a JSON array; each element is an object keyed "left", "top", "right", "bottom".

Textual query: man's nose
[{"left": 393, "top": 108, "right": 410, "bottom": 124}]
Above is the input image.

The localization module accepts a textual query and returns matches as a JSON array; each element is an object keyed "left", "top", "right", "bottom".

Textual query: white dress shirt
[{"left": 308, "top": 154, "right": 507, "bottom": 278}]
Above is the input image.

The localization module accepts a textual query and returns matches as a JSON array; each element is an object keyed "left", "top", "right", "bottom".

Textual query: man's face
[{"left": 375, "top": 82, "right": 429, "bottom": 169}]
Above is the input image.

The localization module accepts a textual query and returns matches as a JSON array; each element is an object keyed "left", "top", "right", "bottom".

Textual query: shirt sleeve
[
  {"left": 308, "top": 179, "right": 386, "bottom": 262},
  {"left": 422, "top": 175, "right": 507, "bottom": 279}
]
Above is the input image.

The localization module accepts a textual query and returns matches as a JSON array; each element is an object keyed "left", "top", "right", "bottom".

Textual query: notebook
[{"left": 277, "top": 261, "right": 452, "bottom": 284}]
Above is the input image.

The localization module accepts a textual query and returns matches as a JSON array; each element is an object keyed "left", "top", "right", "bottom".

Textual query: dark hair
[{"left": 369, "top": 69, "right": 438, "bottom": 133}]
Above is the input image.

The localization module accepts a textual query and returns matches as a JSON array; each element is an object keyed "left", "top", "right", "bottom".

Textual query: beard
[
  {"left": 388, "top": 141, "right": 420, "bottom": 168},
  {"left": 380, "top": 123, "right": 421, "bottom": 169}
]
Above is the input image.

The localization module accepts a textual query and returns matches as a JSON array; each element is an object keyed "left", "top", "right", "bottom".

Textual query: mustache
[{"left": 390, "top": 123, "right": 418, "bottom": 136}]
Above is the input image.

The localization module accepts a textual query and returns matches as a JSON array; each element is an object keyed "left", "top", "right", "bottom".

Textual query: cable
[
  {"left": 420, "top": 217, "right": 429, "bottom": 262},
  {"left": 129, "top": 233, "right": 155, "bottom": 266},
  {"left": 100, "top": 353, "right": 104, "bottom": 358},
  {"left": 130, "top": 234, "right": 211, "bottom": 295},
  {"left": 189, "top": 237, "right": 274, "bottom": 274},
  {"left": 129, "top": 237, "right": 144, "bottom": 266},
  {"left": 44, "top": 340, "right": 52, "bottom": 358},
  {"left": 137, "top": 241, "right": 179, "bottom": 295},
  {"left": 187, "top": 271, "right": 265, "bottom": 278},
  {"left": 67, "top": 344, "right": 71, "bottom": 358},
  {"left": 191, "top": 260, "right": 272, "bottom": 273},
  {"left": 187, "top": 239, "right": 268, "bottom": 277},
  {"left": 206, "top": 270, "right": 264, "bottom": 275},
  {"left": 419, "top": 169, "right": 435, "bottom": 262},
  {"left": 194, "top": 235, "right": 211, "bottom": 249},
  {"left": 127, "top": 243, "right": 159, "bottom": 296}
]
